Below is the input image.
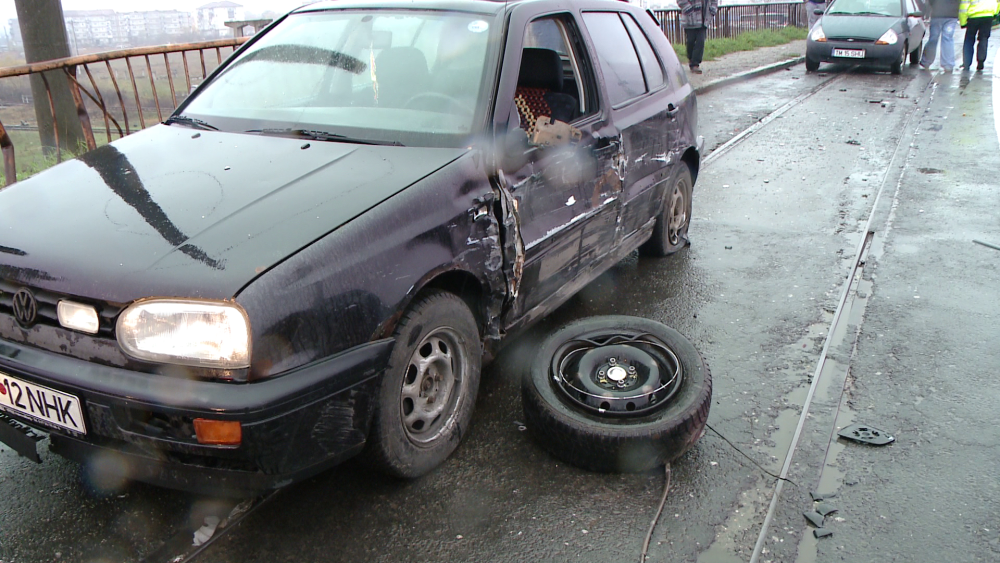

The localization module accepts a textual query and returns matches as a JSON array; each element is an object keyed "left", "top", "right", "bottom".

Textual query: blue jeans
[{"left": 920, "top": 18, "right": 957, "bottom": 70}]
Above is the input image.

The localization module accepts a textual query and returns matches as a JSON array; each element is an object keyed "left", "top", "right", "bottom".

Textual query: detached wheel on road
[
  {"left": 521, "top": 316, "right": 711, "bottom": 473},
  {"left": 640, "top": 163, "right": 694, "bottom": 257},
  {"left": 367, "top": 290, "right": 481, "bottom": 478},
  {"left": 806, "top": 57, "right": 820, "bottom": 72}
]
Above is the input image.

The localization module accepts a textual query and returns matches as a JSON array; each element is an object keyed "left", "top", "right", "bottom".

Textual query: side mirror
[
  {"left": 501, "top": 127, "right": 530, "bottom": 172},
  {"left": 813, "top": 8, "right": 825, "bottom": 15}
]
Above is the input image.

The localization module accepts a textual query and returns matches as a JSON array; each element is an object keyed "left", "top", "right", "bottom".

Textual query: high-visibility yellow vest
[{"left": 959, "top": 0, "right": 999, "bottom": 25}]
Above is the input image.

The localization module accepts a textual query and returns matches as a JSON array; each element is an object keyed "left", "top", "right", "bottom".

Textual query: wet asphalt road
[{"left": 2, "top": 40, "right": 999, "bottom": 563}]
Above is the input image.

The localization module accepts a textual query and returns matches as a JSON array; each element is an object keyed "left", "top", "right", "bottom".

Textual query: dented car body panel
[{"left": 0, "top": 0, "right": 699, "bottom": 494}]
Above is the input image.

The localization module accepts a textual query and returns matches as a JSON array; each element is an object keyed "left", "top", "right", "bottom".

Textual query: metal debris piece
[
  {"left": 816, "top": 503, "right": 838, "bottom": 516},
  {"left": 846, "top": 139, "right": 861, "bottom": 145},
  {"left": 803, "top": 511, "right": 825, "bottom": 527},
  {"left": 973, "top": 239, "right": 1000, "bottom": 252},
  {"left": 814, "top": 528, "right": 833, "bottom": 538},
  {"left": 838, "top": 423, "right": 895, "bottom": 445}
]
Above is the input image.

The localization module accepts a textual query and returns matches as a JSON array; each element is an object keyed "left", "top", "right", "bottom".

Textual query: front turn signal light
[{"left": 194, "top": 418, "right": 242, "bottom": 446}]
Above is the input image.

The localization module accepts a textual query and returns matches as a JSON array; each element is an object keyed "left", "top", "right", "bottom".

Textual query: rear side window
[
  {"left": 622, "top": 13, "right": 665, "bottom": 92},
  {"left": 581, "top": 12, "right": 646, "bottom": 106}
]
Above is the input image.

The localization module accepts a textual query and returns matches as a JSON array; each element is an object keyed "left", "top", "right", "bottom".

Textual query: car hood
[
  {"left": 819, "top": 15, "right": 900, "bottom": 40},
  {"left": 0, "top": 125, "right": 466, "bottom": 303}
]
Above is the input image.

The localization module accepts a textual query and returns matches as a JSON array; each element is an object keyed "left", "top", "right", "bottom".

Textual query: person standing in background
[
  {"left": 920, "top": 0, "right": 960, "bottom": 72},
  {"left": 959, "top": 0, "right": 1000, "bottom": 71},
  {"left": 806, "top": 0, "right": 826, "bottom": 30},
  {"left": 678, "top": 0, "right": 718, "bottom": 74}
]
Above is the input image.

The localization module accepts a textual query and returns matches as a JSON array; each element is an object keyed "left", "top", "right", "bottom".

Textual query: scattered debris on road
[
  {"left": 804, "top": 511, "right": 825, "bottom": 527},
  {"left": 838, "top": 423, "right": 895, "bottom": 445}
]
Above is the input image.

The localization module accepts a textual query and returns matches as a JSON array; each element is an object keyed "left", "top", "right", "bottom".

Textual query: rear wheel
[
  {"left": 366, "top": 290, "right": 481, "bottom": 478},
  {"left": 806, "top": 57, "right": 820, "bottom": 72},
  {"left": 639, "top": 163, "right": 694, "bottom": 257}
]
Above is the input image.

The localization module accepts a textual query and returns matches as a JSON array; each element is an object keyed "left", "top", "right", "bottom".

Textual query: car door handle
[{"left": 666, "top": 103, "right": 680, "bottom": 118}]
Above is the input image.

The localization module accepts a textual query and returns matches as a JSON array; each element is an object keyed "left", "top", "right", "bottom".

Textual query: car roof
[{"left": 292, "top": 0, "right": 636, "bottom": 16}]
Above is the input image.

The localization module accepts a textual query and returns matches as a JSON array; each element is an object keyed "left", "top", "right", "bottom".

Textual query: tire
[
  {"left": 639, "top": 163, "right": 694, "bottom": 257},
  {"left": 806, "top": 57, "right": 820, "bottom": 72},
  {"left": 891, "top": 44, "right": 905, "bottom": 74},
  {"left": 521, "top": 316, "right": 712, "bottom": 473},
  {"left": 909, "top": 42, "right": 921, "bottom": 65},
  {"left": 366, "top": 290, "right": 481, "bottom": 478}
]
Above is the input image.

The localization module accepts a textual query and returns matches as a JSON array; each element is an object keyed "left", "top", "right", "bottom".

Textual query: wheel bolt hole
[
  {"left": 625, "top": 402, "right": 636, "bottom": 412},
  {"left": 412, "top": 420, "right": 425, "bottom": 431},
  {"left": 600, "top": 401, "right": 611, "bottom": 410},
  {"left": 403, "top": 398, "right": 414, "bottom": 415},
  {"left": 438, "top": 341, "right": 448, "bottom": 354},
  {"left": 405, "top": 365, "right": 418, "bottom": 385},
  {"left": 420, "top": 342, "right": 433, "bottom": 357}
]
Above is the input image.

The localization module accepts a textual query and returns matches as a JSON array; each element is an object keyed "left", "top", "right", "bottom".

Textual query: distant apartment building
[
  {"left": 9, "top": 9, "right": 196, "bottom": 52},
  {"left": 196, "top": 2, "right": 246, "bottom": 37}
]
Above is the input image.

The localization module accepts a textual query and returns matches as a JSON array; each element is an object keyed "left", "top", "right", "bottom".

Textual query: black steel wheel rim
[{"left": 549, "top": 330, "right": 684, "bottom": 417}]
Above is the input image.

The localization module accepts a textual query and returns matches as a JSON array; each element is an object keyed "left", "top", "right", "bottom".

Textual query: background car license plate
[
  {"left": 0, "top": 372, "right": 86, "bottom": 434},
  {"left": 833, "top": 48, "right": 865, "bottom": 59}
]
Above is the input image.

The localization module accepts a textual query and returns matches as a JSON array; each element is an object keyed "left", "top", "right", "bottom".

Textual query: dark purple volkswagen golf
[{"left": 0, "top": 0, "right": 701, "bottom": 495}]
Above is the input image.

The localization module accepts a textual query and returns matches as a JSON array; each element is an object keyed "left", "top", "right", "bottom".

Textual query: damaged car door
[{"left": 495, "top": 11, "right": 623, "bottom": 327}]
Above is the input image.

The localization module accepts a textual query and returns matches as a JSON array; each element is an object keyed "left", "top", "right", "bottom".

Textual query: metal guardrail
[
  {"left": 0, "top": 2, "right": 810, "bottom": 187},
  {"left": 0, "top": 38, "right": 246, "bottom": 186},
  {"left": 653, "top": 1, "right": 808, "bottom": 46}
]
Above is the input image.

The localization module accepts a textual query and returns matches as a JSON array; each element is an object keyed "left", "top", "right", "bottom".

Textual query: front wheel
[
  {"left": 891, "top": 43, "right": 906, "bottom": 74},
  {"left": 806, "top": 57, "right": 820, "bottom": 72},
  {"left": 639, "top": 163, "right": 694, "bottom": 257},
  {"left": 366, "top": 290, "right": 481, "bottom": 478}
]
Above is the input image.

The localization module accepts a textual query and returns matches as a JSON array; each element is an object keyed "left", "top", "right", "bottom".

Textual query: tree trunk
[{"left": 14, "top": 0, "right": 86, "bottom": 156}]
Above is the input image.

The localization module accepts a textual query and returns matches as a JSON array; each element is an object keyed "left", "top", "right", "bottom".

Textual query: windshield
[
  {"left": 827, "top": 0, "right": 902, "bottom": 16},
  {"left": 180, "top": 10, "right": 495, "bottom": 147}
]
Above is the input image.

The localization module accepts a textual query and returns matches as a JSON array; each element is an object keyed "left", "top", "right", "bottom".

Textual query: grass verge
[{"left": 674, "top": 26, "right": 808, "bottom": 64}]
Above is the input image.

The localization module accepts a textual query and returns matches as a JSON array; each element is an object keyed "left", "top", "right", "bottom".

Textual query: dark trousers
[
  {"left": 685, "top": 27, "right": 707, "bottom": 67},
  {"left": 963, "top": 17, "right": 992, "bottom": 69}
]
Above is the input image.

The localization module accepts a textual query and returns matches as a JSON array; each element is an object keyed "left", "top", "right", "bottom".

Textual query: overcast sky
[{"left": 1, "top": 0, "right": 313, "bottom": 35}]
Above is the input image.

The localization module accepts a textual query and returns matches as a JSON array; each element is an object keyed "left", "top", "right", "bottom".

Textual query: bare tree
[{"left": 14, "top": 0, "right": 86, "bottom": 155}]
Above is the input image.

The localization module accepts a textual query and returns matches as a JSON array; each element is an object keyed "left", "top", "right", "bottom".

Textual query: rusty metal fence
[
  {"left": 0, "top": 38, "right": 246, "bottom": 186},
  {"left": 654, "top": 1, "right": 808, "bottom": 45}
]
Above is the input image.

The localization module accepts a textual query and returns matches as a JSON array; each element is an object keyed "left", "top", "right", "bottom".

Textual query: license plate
[
  {"left": 833, "top": 49, "right": 865, "bottom": 59},
  {"left": 0, "top": 371, "right": 86, "bottom": 434}
]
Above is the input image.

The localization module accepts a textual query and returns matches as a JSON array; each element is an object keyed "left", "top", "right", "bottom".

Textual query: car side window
[
  {"left": 581, "top": 11, "right": 646, "bottom": 106},
  {"left": 513, "top": 15, "right": 597, "bottom": 135},
  {"left": 621, "top": 13, "right": 665, "bottom": 92}
]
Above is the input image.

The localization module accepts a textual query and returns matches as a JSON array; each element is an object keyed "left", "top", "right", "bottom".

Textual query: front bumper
[
  {"left": 807, "top": 40, "right": 904, "bottom": 66},
  {"left": 0, "top": 337, "right": 394, "bottom": 496}
]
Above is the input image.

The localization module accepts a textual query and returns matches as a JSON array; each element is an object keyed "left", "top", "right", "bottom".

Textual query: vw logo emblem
[{"left": 12, "top": 288, "right": 37, "bottom": 328}]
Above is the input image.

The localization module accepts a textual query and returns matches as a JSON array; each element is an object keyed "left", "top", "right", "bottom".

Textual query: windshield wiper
[
  {"left": 164, "top": 114, "right": 218, "bottom": 131},
  {"left": 244, "top": 128, "right": 403, "bottom": 146}
]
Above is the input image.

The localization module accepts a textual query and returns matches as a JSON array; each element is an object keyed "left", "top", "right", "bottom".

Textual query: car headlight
[
  {"left": 116, "top": 299, "right": 251, "bottom": 369},
  {"left": 876, "top": 29, "right": 898, "bottom": 45},
  {"left": 810, "top": 26, "right": 826, "bottom": 42}
]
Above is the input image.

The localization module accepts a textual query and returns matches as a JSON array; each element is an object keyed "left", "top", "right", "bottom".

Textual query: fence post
[{"left": 65, "top": 65, "right": 97, "bottom": 152}]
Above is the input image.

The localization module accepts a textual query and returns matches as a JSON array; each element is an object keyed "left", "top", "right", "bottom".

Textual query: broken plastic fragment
[
  {"left": 803, "top": 511, "right": 824, "bottom": 527},
  {"left": 192, "top": 515, "right": 220, "bottom": 546},
  {"left": 810, "top": 491, "right": 836, "bottom": 502},
  {"left": 814, "top": 528, "right": 833, "bottom": 538},
  {"left": 838, "top": 423, "right": 894, "bottom": 445},
  {"left": 816, "top": 503, "right": 838, "bottom": 516}
]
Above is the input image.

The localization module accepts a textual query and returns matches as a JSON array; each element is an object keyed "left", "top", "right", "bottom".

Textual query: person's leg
[
  {"left": 963, "top": 22, "right": 976, "bottom": 69},
  {"left": 940, "top": 18, "right": 957, "bottom": 70},
  {"left": 975, "top": 18, "right": 991, "bottom": 69},
  {"left": 921, "top": 18, "right": 942, "bottom": 67},
  {"left": 690, "top": 27, "right": 706, "bottom": 68},
  {"left": 685, "top": 28, "right": 696, "bottom": 66},
  {"left": 807, "top": 2, "right": 822, "bottom": 29}
]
